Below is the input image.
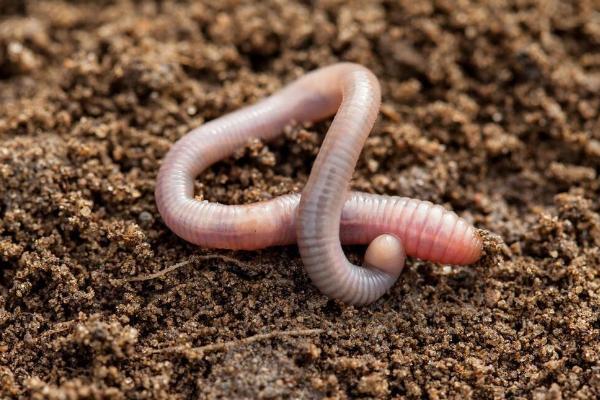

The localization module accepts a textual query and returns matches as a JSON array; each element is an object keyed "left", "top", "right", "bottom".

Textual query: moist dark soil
[{"left": 1, "top": 1, "right": 599, "bottom": 399}]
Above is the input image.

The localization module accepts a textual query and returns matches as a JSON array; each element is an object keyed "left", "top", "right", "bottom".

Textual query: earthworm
[{"left": 155, "top": 63, "right": 482, "bottom": 305}]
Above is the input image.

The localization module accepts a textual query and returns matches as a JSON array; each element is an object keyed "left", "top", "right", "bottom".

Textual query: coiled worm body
[{"left": 155, "top": 63, "right": 482, "bottom": 305}]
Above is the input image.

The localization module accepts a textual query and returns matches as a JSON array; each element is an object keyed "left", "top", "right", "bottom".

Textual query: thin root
[
  {"left": 112, "top": 254, "right": 252, "bottom": 284},
  {"left": 139, "top": 328, "right": 324, "bottom": 359}
]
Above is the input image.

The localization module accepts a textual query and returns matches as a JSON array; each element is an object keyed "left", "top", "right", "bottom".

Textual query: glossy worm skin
[{"left": 155, "top": 63, "right": 482, "bottom": 305}]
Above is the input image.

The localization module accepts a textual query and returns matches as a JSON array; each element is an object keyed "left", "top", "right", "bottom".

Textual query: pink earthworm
[{"left": 155, "top": 63, "right": 482, "bottom": 305}]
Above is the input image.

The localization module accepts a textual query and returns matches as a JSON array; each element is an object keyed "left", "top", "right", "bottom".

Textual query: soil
[{"left": 1, "top": 1, "right": 599, "bottom": 399}]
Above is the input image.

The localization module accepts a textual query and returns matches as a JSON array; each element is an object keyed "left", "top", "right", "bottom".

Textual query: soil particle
[{"left": 1, "top": 1, "right": 600, "bottom": 399}]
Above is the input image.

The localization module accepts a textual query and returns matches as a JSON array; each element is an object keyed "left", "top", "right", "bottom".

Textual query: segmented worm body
[{"left": 155, "top": 63, "right": 482, "bottom": 305}]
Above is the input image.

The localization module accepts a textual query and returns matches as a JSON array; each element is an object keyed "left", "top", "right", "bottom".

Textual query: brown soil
[{"left": 1, "top": 1, "right": 599, "bottom": 399}]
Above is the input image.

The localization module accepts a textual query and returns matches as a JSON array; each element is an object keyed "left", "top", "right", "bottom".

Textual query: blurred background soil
[{"left": 1, "top": 0, "right": 599, "bottom": 398}]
